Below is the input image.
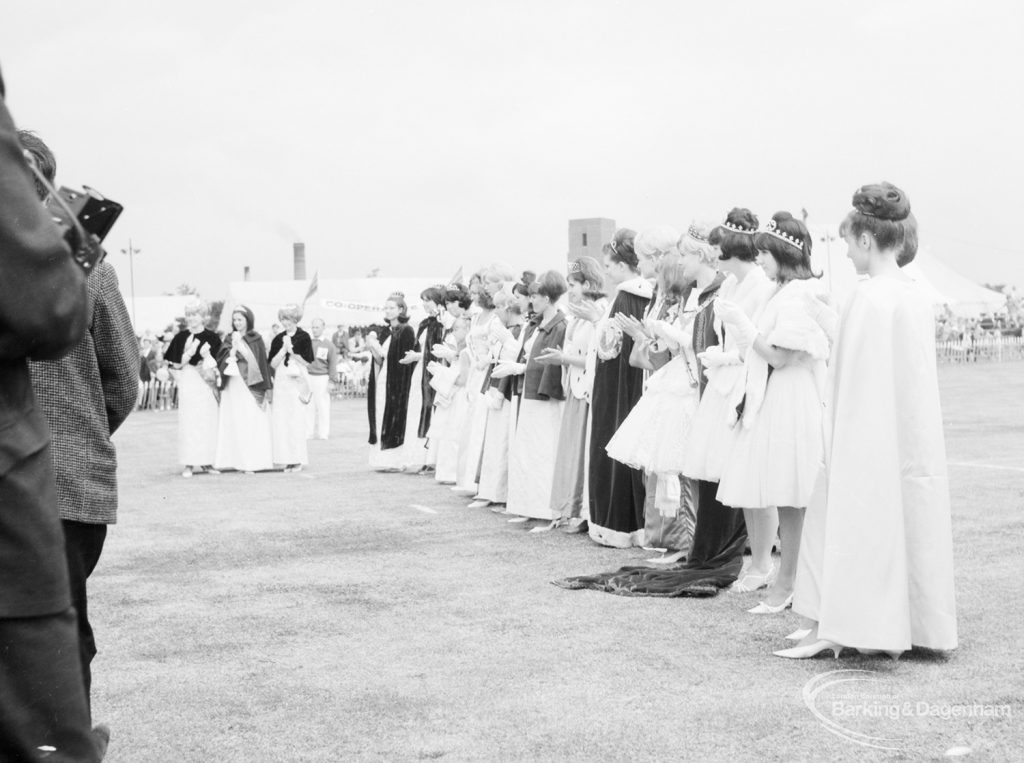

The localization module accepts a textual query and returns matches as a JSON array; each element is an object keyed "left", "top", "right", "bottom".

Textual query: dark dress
[
  {"left": 587, "top": 281, "right": 650, "bottom": 548},
  {"left": 415, "top": 315, "right": 444, "bottom": 438},
  {"left": 367, "top": 321, "right": 417, "bottom": 449}
]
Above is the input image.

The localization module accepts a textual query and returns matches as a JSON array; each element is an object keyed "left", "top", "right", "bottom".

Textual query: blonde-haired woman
[
  {"left": 453, "top": 263, "right": 517, "bottom": 495},
  {"left": 164, "top": 299, "right": 222, "bottom": 477},
  {"left": 269, "top": 303, "right": 314, "bottom": 472}
]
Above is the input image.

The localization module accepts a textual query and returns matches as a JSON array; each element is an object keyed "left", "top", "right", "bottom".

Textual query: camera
[{"left": 45, "top": 184, "right": 122, "bottom": 273}]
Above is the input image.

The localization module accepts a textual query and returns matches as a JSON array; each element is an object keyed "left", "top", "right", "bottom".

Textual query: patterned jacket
[{"left": 28, "top": 261, "right": 138, "bottom": 524}]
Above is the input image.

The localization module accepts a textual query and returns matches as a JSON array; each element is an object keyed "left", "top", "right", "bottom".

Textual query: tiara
[
  {"left": 721, "top": 220, "right": 755, "bottom": 235},
  {"left": 568, "top": 261, "right": 582, "bottom": 274},
  {"left": 389, "top": 291, "right": 405, "bottom": 299},
  {"left": 686, "top": 224, "right": 708, "bottom": 243},
  {"left": 762, "top": 219, "right": 805, "bottom": 251}
]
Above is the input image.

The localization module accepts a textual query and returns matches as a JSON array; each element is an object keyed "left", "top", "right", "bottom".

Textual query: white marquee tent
[
  {"left": 809, "top": 226, "right": 1006, "bottom": 316},
  {"left": 219, "top": 277, "right": 449, "bottom": 334}
]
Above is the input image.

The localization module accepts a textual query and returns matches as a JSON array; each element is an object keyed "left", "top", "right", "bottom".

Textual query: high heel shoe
[
  {"left": 730, "top": 569, "right": 772, "bottom": 593},
  {"left": 747, "top": 593, "right": 793, "bottom": 614},
  {"left": 785, "top": 628, "right": 812, "bottom": 641},
  {"left": 773, "top": 640, "right": 842, "bottom": 659}
]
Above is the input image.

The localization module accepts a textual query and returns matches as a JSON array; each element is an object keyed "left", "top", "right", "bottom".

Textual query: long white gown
[
  {"left": 176, "top": 365, "right": 219, "bottom": 466},
  {"left": 214, "top": 376, "right": 274, "bottom": 472},
  {"left": 453, "top": 311, "right": 500, "bottom": 493},
  {"left": 271, "top": 367, "right": 309, "bottom": 466},
  {"left": 794, "top": 275, "right": 958, "bottom": 652},
  {"left": 506, "top": 320, "right": 565, "bottom": 520}
]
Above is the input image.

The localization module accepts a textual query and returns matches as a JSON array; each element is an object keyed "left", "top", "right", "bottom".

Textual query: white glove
[
  {"left": 801, "top": 291, "right": 839, "bottom": 343},
  {"left": 715, "top": 299, "right": 759, "bottom": 348},
  {"left": 432, "top": 343, "right": 457, "bottom": 362},
  {"left": 490, "top": 361, "right": 526, "bottom": 379}
]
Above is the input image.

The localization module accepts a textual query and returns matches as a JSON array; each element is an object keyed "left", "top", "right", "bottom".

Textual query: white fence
[{"left": 936, "top": 335, "right": 1024, "bottom": 364}]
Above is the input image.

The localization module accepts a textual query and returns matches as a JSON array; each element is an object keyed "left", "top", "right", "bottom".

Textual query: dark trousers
[
  {"left": 0, "top": 609, "right": 105, "bottom": 762},
  {"left": 61, "top": 520, "right": 108, "bottom": 709}
]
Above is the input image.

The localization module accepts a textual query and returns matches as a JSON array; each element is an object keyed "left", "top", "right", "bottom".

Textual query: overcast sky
[{"left": 2, "top": 0, "right": 1022, "bottom": 299}]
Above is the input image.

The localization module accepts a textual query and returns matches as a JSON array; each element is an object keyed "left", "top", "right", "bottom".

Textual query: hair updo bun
[
  {"left": 712, "top": 207, "right": 759, "bottom": 262},
  {"left": 852, "top": 182, "right": 911, "bottom": 221},
  {"left": 604, "top": 228, "right": 639, "bottom": 271},
  {"left": 840, "top": 181, "right": 918, "bottom": 265}
]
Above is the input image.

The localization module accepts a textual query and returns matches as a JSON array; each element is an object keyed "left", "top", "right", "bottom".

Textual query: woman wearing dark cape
[
  {"left": 415, "top": 287, "right": 446, "bottom": 443},
  {"left": 367, "top": 292, "right": 418, "bottom": 471},
  {"left": 396, "top": 286, "right": 446, "bottom": 472},
  {"left": 586, "top": 229, "right": 653, "bottom": 548},
  {"left": 213, "top": 305, "right": 274, "bottom": 472},
  {"left": 555, "top": 219, "right": 748, "bottom": 596}
]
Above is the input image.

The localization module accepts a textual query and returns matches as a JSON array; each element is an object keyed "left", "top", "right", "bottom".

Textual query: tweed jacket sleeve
[{"left": 91, "top": 264, "right": 138, "bottom": 435}]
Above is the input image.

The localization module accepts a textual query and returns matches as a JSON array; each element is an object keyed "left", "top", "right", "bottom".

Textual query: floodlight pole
[
  {"left": 120, "top": 238, "right": 140, "bottom": 327},
  {"left": 820, "top": 230, "right": 837, "bottom": 291}
]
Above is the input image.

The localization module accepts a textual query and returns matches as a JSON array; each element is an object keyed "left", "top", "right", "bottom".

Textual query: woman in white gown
[
  {"left": 268, "top": 304, "right": 315, "bottom": 472},
  {"left": 502, "top": 271, "right": 569, "bottom": 528},
  {"left": 164, "top": 300, "right": 222, "bottom": 478},
  {"left": 539, "top": 257, "right": 607, "bottom": 531},
  {"left": 715, "top": 212, "right": 837, "bottom": 615},
  {"left": 430, "top": 286, "right": 473, "bottom": 483},
  {"left": 684, "top": 209, "right": 778, "bottom": 591},
  {"left": 214, "top": 305, "right": 274, "bottom": 472},
  {"left": 452, "top": 265, "right": 515, "bottom": 495},
  {"left": 779, "top": 182, "right": 957, "bottom": 659}
]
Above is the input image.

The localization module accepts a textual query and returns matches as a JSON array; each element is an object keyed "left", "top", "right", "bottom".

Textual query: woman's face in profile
[
  {"left": 637, "top": 252, "right": 659, "bottom": 279},
  {"left": 756, "top": 250, "right": 780, "bottom": 281},
  {"left": 844, "top": 232, "right": 870, "bottom": 275}
]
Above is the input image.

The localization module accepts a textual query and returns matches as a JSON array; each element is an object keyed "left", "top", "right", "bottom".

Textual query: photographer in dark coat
[
  {"left": 24, "top": 130, "right": 139, "bottom": 716},
  {"left": 0, "top": 70, "right": 109, "bottom": 760}
]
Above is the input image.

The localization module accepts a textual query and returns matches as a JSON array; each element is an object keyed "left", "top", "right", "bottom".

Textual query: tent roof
[
  {"left": 221, "top": 277, "right": 448, "bottom": 333},
  {"left": 809, "top": 226, "right": 1005, "bottom": 315}
]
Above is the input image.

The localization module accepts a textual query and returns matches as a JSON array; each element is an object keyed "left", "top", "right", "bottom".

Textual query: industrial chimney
[{"left": 293, "top": 242, "right": 306, "bottom": 280}]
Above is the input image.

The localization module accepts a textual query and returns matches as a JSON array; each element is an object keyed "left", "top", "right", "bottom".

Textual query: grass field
[{"left": 91, "top": 362, "right": 1023, "bottom": 761}]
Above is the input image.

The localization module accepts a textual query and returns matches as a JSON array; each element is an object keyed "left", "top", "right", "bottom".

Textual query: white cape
[{"left": 795, "top": 274, "right": 958, "bottom": 651}]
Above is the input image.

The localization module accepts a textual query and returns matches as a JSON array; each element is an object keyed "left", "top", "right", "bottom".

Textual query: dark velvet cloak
[
  {"left": 268, "top": 327, "right": 315, "bottom": 366},
  {"left": 367, "top": 321, "right": 417, "bottom": 449},
  {"left": 522, "top": 312, "right": 567, "bottom": 401},
  {"left": 216, "top": 330, "right": 272, "bottom": 405},
  {"left": 587, "top": 287, "right": 650, "bottom": 540},
  {"left": 415, "top": 315, "right": 444, "bottom": 438},
  {"left": 164, "top": 329, "right": 222, "bottom": 367}
]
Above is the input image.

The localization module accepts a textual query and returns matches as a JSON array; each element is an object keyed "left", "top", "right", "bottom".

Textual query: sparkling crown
[
  {"left": 721, "top": 220, "right": 756, "bottom": 235},
  {"left": 762, "top": 219, "right": 805, "bottom": 251},
  {"left": 568, "top": 261, "right": 582, "bottom": 274},
  {"left": 686, "top": 224, "right": 708, "bottom": 243}
]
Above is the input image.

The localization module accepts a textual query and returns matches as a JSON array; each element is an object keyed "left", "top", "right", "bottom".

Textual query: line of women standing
[
  {"left": 370, "top": 181, "right": 957, "bottom": 661},
  {"left": 170, "top": 302, "right": 314, "bottom": 476}
]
